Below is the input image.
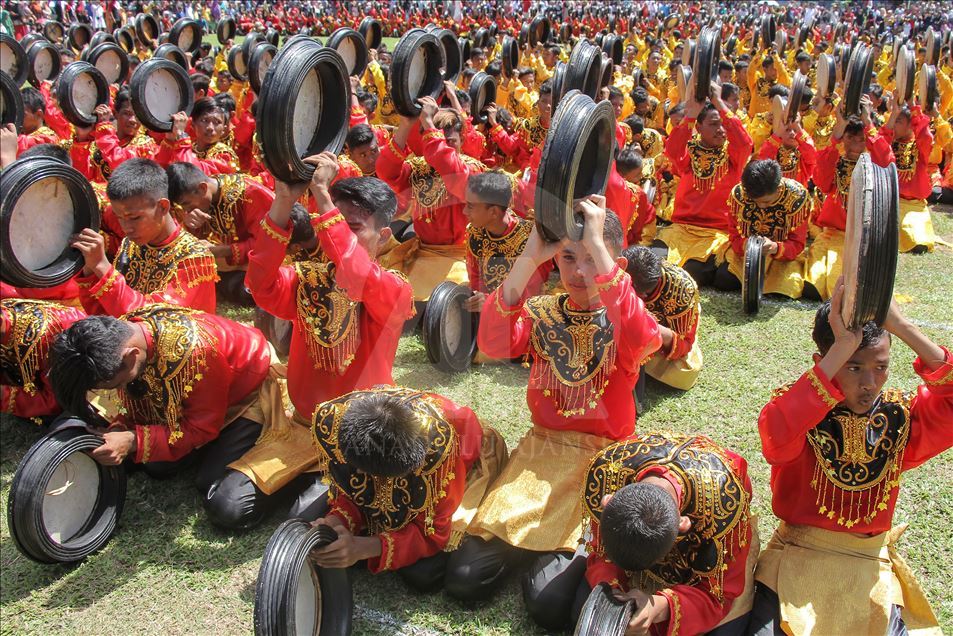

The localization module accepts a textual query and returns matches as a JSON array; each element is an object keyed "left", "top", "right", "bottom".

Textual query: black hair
[
  {"left": 624, "top": 114, "right": 644, "bottom": 135},
  {"left": 667, "top": 58, "right": 680, "bottom": 72},
  {"left": 456, "top": 88, "right": 471, "bottom": 107},
  {"left": 844, "top": 116, "right": 865, "bottom": 137},
  {"left": 546, "top": 44, "right": 561, "bottom": 56},
  {"left": 616, "top": 146, "right": 644, "bottom": 174},
  {"left": 496, "top": 107, "right": 514, "bottom": 127},
  {"left": 192, "top": 96, "right": 226, "bottom": 121},
  {"left": 767, "top": 84, "right": 789, "bottom": 99},
  {"left": 190, "top": 72, "right": 211, "bottom": 95},
  {"left": 329, "top": 176, "right": 396, "bottom": 228},
  {"left": 538, "top": 78, "right": 553, "bottom": 95},
  {"left": 50, "top": 316, "right": 135, "bottom": 417},
  {"left": 470, "top": 46, "right": 484, "bottom": 59},
  {"left": 517, "top": 66, "right": 534, "bottom": 78},
  {"left": 166, "top": 162, "right": 211, "bottom": 203},
  {"left": 337, "top": 392, "right": 428, "bottom": 477},
  {"left": 114, "top": 87, "right": 132, "bottom": 113},
  {"left": 607, "top": 85, "right": 623, "bottom": 100},
  {"left": 631, "top": 86, "right": 649, "bottom": 105},
  {"left": 18, "top": 143, "right": 71, "bottom": 165},
  {"left": 734, "top": 60, "right": 749, "bottom": 71},
  {"left": 718, "top": 59, "right": 734, "bottom": 73},
  {"left": 622, "top": 245, "right": 662, "bottom": 296},
  {"left": 345, "top": 124, "right": 376, "bottom": 150},
  {"left": 762, "top": 56, "right": 775, "bottom": 68},
  {"left": 795, "top": 51, "right": 811, "bottom": 64},
  {"left": 357, "top": 89, "right": 378, "bottom": 112},
  {"left": 742, "top": 159, "right": 782, "bottom": 199},
  {"left": 484, "top": 60, "right": 501, "bottom": 77},
  {"left": 812, "top": 301, "right": 887, "bottom": 355},
  {"left": 213, "top": 91, "right": 236, "bottom": 117},
  {"left": 107, "top": 158, "right": 169, "bottom": 203},
  {"left": 721, "top": 82, "right": 740, "bottom": 100},
  {"left": 697, "top": 102, "right": 718, "bottom": 124},
  {"left": 601, "top": 209, "right": 624, "bottom": 255},
  {"left": 289, "top": 202, "right": 316, "bottom": 246},
  {"left": 467, "top": 171, "right": 512, "bottom": 209},
  {"left": 868, "top": 83, "right": 884, "bottom": 100},
  {"left": 601, "top": 482, "right": 680, "bottom": 572},
  {"left": 20, "top": 86, "right": 45, "bottom": 113},
  {"left": 462, "top": 67, "right": 477, "bottom": 80}
]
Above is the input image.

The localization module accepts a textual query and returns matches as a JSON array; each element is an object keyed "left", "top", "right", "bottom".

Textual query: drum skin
[
  {"left": 535, "top": 90, "right": 615, "bottom": 242},
  {"left": 423, "top": 281, "right": 478, "bottom": 373},
  {"left": 7, "top": 419, "right": 126, "bottom": 564},
  {"left": 359, "top": 17, "right": 383, "bottom": 50},
  {"left": 0, "top": 70, "right": 25, "bottom": 131},
  {"left": 254, "top": 519, "right": 352, "bottom": 636},
  {"left": 742, "top": 235, "right": 766, "bottom": 315},
  {"left": 574, "top": 583, "right": 634, "bottom": 636},
  {"left": 895, "top": 46, "right": 915, "bottom": 104},
  {"left": 326, "top": 28, "right": 370, "bottom": 78},
  {"left": 217, "top": 17, "right": 237, "bottom": 46},
  {"left": 816, "top": 53, "right": 836, "bottom": 100},
  {"left": 43, "top": 20, "right": 66, "bottom": 44},
  {"left": 26, "top": 39, "right": 62, "bottom": 86},
  {"left": 154, "top": 43, "right": 190, "bottom": 71},
  {"left": 228, "top": 45, "right": 249, "bottom": 81},
  {"left": 169, "top": 18, "right": 204, "bottom": 54},
  {"left": 67, "top": 23, "right": 93, "bottom": 52},
  {"left": 390, "top": 30, "right": 445, "bottom": 117},
  {"left": 1, "top": 34, "right": 28, "bottom": 86},
  {"left": 0, "top": 158, "right": 101, "bottom": 288},
  {"left": 136, "top": 13, "right": 160, "bottom": 47},
  {"left": 87, "top": 42, "right": 129, "bottom": 85},
  {"left": 130, "top": 57, "right": 195, "bottom": 132},
  {"left": 56, "top": 61, "right": 110, "bottom": 127}
]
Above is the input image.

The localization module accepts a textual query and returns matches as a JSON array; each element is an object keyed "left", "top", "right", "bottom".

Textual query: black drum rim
[
  {"left": 89, "top": 31, "right": 117, "bottom": 50},
  {"left": 359, "top": 17, "right": 383, "bottom": 50},
  {"left": 926, "top": 27, "right": 940, "bottom": 66},
  {"left": 0, "top": 70, "right": 25, "bottom": 131},
  {"left": 135, "top": 13, "right": 160, "bottom": 47},
  {"left": 692, "top": 26, "right": 720, "bottom": 100},
  {"left": 468, "top": 72, "right": 496, "bottom": 126},
  {"left": 129, "top": 57, "right": 195, "bottom": 132},
  {"left": 787, "top": 71, "right": 807, "bottom": 123},
  {"left": 87, "top": 42, "right": 129, "bottom": 86},
  {"left": 391, "top": 30, "right": 446, "bottom": 117},
  {"left": 169, "top": 17, "right": 204, "bottom": 55},
  {"left": 56, "top": 61, "right": 110, "bottom": 127},
  {"left": 742, "top": 235, "right": 766, "bottom": 315},
  {"left": 895, "top": 46, "right": 915, "bottom": 104},
  {"left": 535, "top": 90, "right": 615, "bottom": 242},
  {"left": 435, "top": 28, "right": 461, "bottom": 84},
  {"left": 43, "top": 21, "right": 66, "bottom": 44},
  {"left": 602, "top": 34, "right": 623, "bottom": 66},
  {"left": 258, "top": 42, "right": 350, "bottom": 183},
  {"left": 918, "top": 63, "right": 938, "bottom": 112},
  {"left": 599, "top": 54, "right": 613, "bottom": 90},
  {"left": 7, "top": 421, "right": 125, "bottom": 563},
  {"left": 0, "top": 34, "right": 28, "bottom": 86},
  {"left": 67, "top": 23, "right": 93, "bottom": 51},
  {"left": 113, "top": 26, "right": 136, "bottom": 54},
  {"left": 843, "top": 43, "right": 874, "bottom": 116},
  {"left": 153, "top": 43, "right": 189, "bottom": 71},
  {"left": 242, "top": 32, "right": 267, "bottom": 74},
  {"left": 253, "top": 518, "right": 352, "bottom": 636},
  {"left": 265, "top": 28, "right": 280, "bottom": 48},
  {"left": 502, "top": 36, "right": 519, "bottom": 78},
  {"left": 565, "top": 41, "right": 603, "bottom": 101},
  {"left": 760, "top": 14, "right": 776, "bottom": 49},
  {"left": 26, "top": 40, "right": 62, "bottom": 86},
  {"left": 227, "top": 46, "right": 249, "bottom": 81},
  {"left": 326, "top": 27, "right": 370, "bottom": 78},
  {"left": 459, "top": 37, "right": 471, "bottom": 67},
  {"left": 248, "top": 42, "right": 278, "bottom": 95},
  {"left": 423, "top": 282, "right": 477, "bottom": 373},
  {"left": 217, "top": 17, "right": 236, "bottom": 45},
  {"left": 574, "top": 583, "right": 634, "bottom": 636}
]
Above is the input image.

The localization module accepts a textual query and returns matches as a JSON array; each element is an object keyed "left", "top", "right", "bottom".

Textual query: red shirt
[
  {"left": 478, "top": 265, "right": 662, "bottom": 439},
  {"left": 757, "top": 132, "right": 818, "bottom": 188},
  {"left": 326, "top": 392, "right": 483, "bottom": 573},
  {"left": 245, "top": 208, "right": 414, "bottom": 418},
  {"left": 155, "top": 137, "right": 240, "bottom": 175},
  {"left": 90, "top": 123, "right": 160, "bottom": 181},
  {"left": 202, "top": 174, "right": 275, "bottom": 267},
  {"left": 880, "top": 106, "right": 934, "bottom": 201},
  {"left": 664, "top": 109, "right": 753, "bottom": 231},
  {"left": 758, "top": 351, "right": 953, "bottom": 534},
  {"left": 813, "top": 128, "right": 894, "bottom": 231}
]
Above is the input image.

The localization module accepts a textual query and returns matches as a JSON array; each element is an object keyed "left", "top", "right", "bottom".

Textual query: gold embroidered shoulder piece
[
  {"left": 196, "top": 141, "right": 240, "bottom": 171},
  {"left": 114, "top": 230, "right": 217, "bottom": 295},
  {"left": 775, "top": 144, "right": 801, "bottom": 178},
  {"left": 525, "top": 294, "right": 617, "bottom": 417},
  {"left": 582, "top": 433, "right": 751, "bottom": 600},
  {"left": 293, "top": 261, "right": 361, "bottom": 374},
  {"left": 688, "top": 139, "right": 729, "bottom": 191},
  {"left": 312, "top": 387, "right": 459, "bottom": 536},
  {"left": 408, "top": 155, "right": 485, "bottom": 211},
  {"left": 805, "top": 390, "right": 913, "bottom": 528},
  {"left": 892, "top": 138, "right": 917, "bottom": 182},
  {"left": 466, "top": 218, "right": 533, "bottom": 292},
  {"left": 0, "top": 299, "right": 74, "bottom": 394},
  {"left": 516, "top": 116, "right": 548, "bottom": 148},
  {"left": 644, "top": 261, "right": 699, "bottom": 336},
  {"left": 207, "top": 173, "right": 247, "bottom": 244},
  {"left": 642, "top": 128, "right": 664, "bottom": 159},
  {"left": 835, "top": 155, "right": 858, "bottom": 202},
  {"left": 732, "top": 178, "right": 811, "bottom": 242},
  {"left": 119, "top": 304, "right": 218, "bottom": 444}
]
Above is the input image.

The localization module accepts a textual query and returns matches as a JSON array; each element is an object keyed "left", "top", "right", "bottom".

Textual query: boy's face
[
  {"left": 765, "top": 64, "right": 778, "bottom": 82},
  {"left": 463, "top": 188, "right": 503, "bottom": 229},
  {"left": 843, "top": 131, "right": 866, "bottom": 160},
  {"left": 337, "top": 199, "right": 391, "bottom": 259},
  {"left": 194, "top": 110, "right": 227, "bottom": 147},
  {"left": 115, "top": 102, "right": 141, "bottom": 139},
  {"left": 176, "top": 181, "right": 214, "bottom": 213},
  {"left": 442, "top": 127, "right": 462, "bottom": 153},
  {"left": 347, "top": 140, "right": 380, "bottom": 175},
  {"left": 520, "top": 73, "right": 536, "bottom": 91},
  {"left": 112, "top": 195, "right": 172, "bottom": 246},
  {"left": 556, "top": 242, "right": 603, "bottom": 307},
  {"left": 609, "top": 96, "right": 624, "bottom": 119},
  {"left": 752, "top": 187, "right": 781, "bottom": 209},
  {"left": 697, "top": 110, "right": 726, "bottom": 147},
  {"left": 824, "top": 336, "right": 891, "bottom": 414}
]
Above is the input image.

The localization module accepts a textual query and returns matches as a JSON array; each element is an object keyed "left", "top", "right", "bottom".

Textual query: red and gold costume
[
  {"left": 155, "top": 138, "right": 240, "bottom": 175},
  {"left": 641, "top": 261, "right": 703, "bottom": 390},
  {"left": 657, "top": 109, "right": 753, "bottom": 268},
  {"left": 16, "top": 125, "right": 60, "bottom": 155},
  {"left": 757, "top": 132, "right": 818, "bottom": 188},
  {"left": 583, "top": 433, "right": 755, "bottom": 635},
  {"left": 804, "top": 128, "right": 894, "bottom": 299},
  {"left": 488, "top": 116, "right": 548, "bottom": 214},
  {"left": 78, "top": 225, "right": 218, "bottom": 316},
  {"left": 755, "top": 351, "right": 953, "bottom": 635},
  {"left": 880, "top": 106, "right": 937, "bottom": 252},
  {"left": 1, "top": 299, "right": 86, "bottom": 421},
  {"left": 726, "top": 178, "right": 811, "bottom": 299},
  {"left": 315, "top": 388, "right": 505, "bottom": 571},
  {"left": 377, "top": 128, "right": 484, "bottom": 300},
  {"left": 465, "top": 216, "right": 550, "bottom": 295},
  {"left": 469, "top": 265, "right": 662, "bottom": 553},
  {"left": 88, "top": 122, "right": 160, "bottom": 181},
  {"left": 116, "top": 304, "right": 272, "bottom": 464}
]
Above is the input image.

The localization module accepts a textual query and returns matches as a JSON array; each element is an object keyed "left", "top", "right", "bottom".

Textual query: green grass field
[{"left": 2, "top": 211, "right": 951, "bottom": 635}]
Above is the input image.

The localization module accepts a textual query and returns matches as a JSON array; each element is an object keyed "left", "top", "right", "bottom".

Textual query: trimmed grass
[{"left": 2, "top": 211, "right": 951, "bottom": 635}]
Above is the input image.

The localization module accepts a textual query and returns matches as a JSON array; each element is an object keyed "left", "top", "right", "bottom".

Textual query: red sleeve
[
  {"left": 232, "top": 108, "right": 257, "bottom": 149},
  {"left": 465, "top": 239, "right": 482, "bottom": 292},
  {"left": 776, "top": 216, "right": 807, "bottom": 261},
  {"left": 911, "top": 107, "right": 934, "bottom": 165},
  {"left": 595, "top": 265, "right": 662, "bottom": 369},
  {"left": 476, "top": 287, "right": 532, "bottom": 359},
  {"left": 325, "top": 492, "right": 366, "bottom": 535},
  {"left": 349, "top": 106, "right": 369, "bottom": 128},
  {"left": 489, "top": 123, "right": 525, "bottom": 158},
  {"left": 17, "top": 131, "right": 59, "bottom": 154},
  {"left": 727, "top": 196, "right": 745, "bottom": 256},
  {"left": 668, "top": 309, "right": 698, "bottom": 361},
  {"left": 421, "top": 127, "right": 477, "bottom": 200},
  {"left": 244, "top": 215, "right": 301, "bottom": 321},
  {"left": 724, "top": 110, "right": 754, "bottom": 168},
  {"left": 797, "top": 133, "right": 818, "bottom": 181},
  {"left": 314, "top": 209, "right": 414, "bottom": 325},
  {"left": 44, "top": 98, "right": 73, "bottom": 141},
  {"left": 813, "top": 143, "right": 841, "bottom": 193},
  {"left": 757, "top": 135, "right": 781, "bottom": 161},
  {"left": 376, "top": 137, "right": 413, "bottom": 211},
  {"left": 226, "top": 183, "right": 275, "bottom": 267},
  {"left": 77, "top": 258, "right": 217, "bottom": 317},
  {"left": 902, "top": 348, "right": 953, "bottom": 470},
  {"left": 155, "top": 137, "right": 239, "bottom": 174},
  {"left": 92, "top": 123, "right": 138, "bottom": 169},
  {"left": 585, "top": 522, "right": 629, "bottom": 591},
  {"left": 865, "top": 126, "right": 895, "bottom": 167},
  {"left": 758, "top": 365, "right": 844, "bottom": 465},
  {"left": 2, "top": 383, "right": 62, "bottom": 420},
  {"left": 663, "top": 120, "right": 693, "bottom": 176},
  {"left": 133, "top": 348, "right": 232, "bottom": 463}
]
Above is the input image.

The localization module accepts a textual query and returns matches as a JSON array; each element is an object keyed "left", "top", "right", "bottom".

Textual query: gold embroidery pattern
[
  {"left": 140, "top": 426, "right": 152, "bottom": 463},
  {"left": 662, "top": 588, "right": 682, "bottom": 636},
  {"left": 775, "top": 144, "right": 801, "bottom": 178},
  {"left": 115, "top": 231, "right": 217, "bottom": 296},
  {"left": 119, "top": 304, "right": 218, "bottom": 444},
  {"left": 892, "top": 138, "right": 917, "bottom": 182},
  {"left": 91, "top": 268, "right": 120, "bottom": 300},
  {"left": 644, "top": 261, "right": 699, "bottom": 336},
  {"left": 312, "top": 388, "right": 459, "bottom": 537},
  {"left": 806, "top": 367, "right": 839, "bottom": 408},
  {"left": 260, "top": 217, "right": 290, "bottom": 245},
  {"left": 293, "top": 261, "right": 361, "bottom": 373},
  {"left": 516, "top": 116, "right": 548, "bottom": 148},
  {"left": 0, "top": 299, "right": 72, "bottom": 394},
  {"left": 688, "top": 140, "right": 729, "bottom": 191},
  {"left": 466, "top": 219, "right": 532, "bottom": 292},
  {"left": 806, "top": 391, "right": 912, "bottom": 527},
  {"left": 756, "top": 76, "right": 773, "bottom": 99},
  {"left": 731, "top": 179, "right": 811, "bottom": 242},
  {"left": 582, "top": 434, "right": 751, "bottom": 601},
  {"left": 924, "top": 361, "right": 953, "bottom": 386},
  {"left": 206, "top": 173, "right": 247, "bottom": 245},
  {"left": 770, "top": 382, "right": 794, "bottom": 400},
  {"left": 380, "top": 532, "right": 395, "bottom": 570},
  {"left": 835, "top": 156, "right": 858, "bottom": 204},
  {"left": 525, "top": 295, "right": 617, "bottom": 416},
  {"left": 408, "top": 155, "right": 485, "bottom": 212},
  {"left": 195, "top": 141, "right": 239, "bottom": 171},
  {"left": 313, "top": 213, "right": 345, "bottom": 234}
]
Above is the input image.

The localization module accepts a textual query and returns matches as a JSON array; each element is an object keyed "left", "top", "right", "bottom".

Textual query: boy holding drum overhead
[
  {"left": 155, "top": 98, "right": 240, "bottom": 175},
  {"left": 445, "top": 197, "right": 662, "bottom": 631},
  {"left": 750, "top": 285, "right": 951, "bottom": 636},
  {"left": 71, "top": 158, "right": 218, "bottom": 316}
]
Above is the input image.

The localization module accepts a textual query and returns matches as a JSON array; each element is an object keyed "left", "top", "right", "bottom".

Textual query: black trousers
[
  {"left": 747, "top": 582, "right": 908, "bottom": 636},
  {"left": 444, "top": 536, "right": 587, "bottom": 631}
]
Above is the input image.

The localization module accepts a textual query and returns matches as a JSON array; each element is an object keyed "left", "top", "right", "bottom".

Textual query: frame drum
[
  {"left": 423, "top": 282, "right": 478, "bottom": 373},
  {"left": 574, "top": 583, "right": 634, "bottom": 636}
]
